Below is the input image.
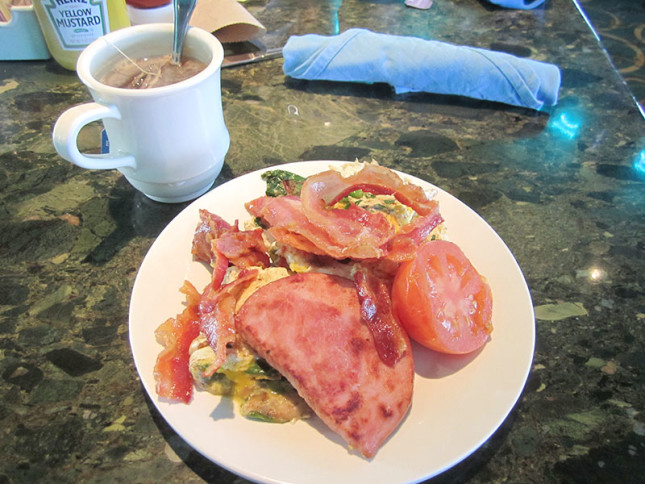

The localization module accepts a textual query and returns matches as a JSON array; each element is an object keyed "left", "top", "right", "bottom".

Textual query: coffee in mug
[
  {"left": 52, "top": 24, "right": 229, "bottom": 203},
  {"left": 99, "top": 55, "right": 207, "bottom": 89}
]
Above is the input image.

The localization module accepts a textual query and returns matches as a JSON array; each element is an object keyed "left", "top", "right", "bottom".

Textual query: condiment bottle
[
  {"left": 32, "top": 0, "right": 131, "bottom": 71},
  {"left": 126, "top": 0, "right": 173, "bottom": 25}
]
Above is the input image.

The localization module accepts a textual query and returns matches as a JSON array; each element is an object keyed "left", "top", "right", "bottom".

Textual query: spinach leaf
[{"left": 261, "top": 170, "right": 306, "bottom": 197}]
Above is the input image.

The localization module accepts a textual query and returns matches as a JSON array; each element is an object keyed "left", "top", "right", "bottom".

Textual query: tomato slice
[{"left": 391, "top": 240, "right": 493, "bottom": 354}]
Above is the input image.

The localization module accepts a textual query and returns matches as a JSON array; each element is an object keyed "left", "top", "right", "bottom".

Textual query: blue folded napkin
[
  {"left": 283, "top": 29, "right": 560, "bottom": 110},
  {"left": 488, "top": 0, "right": 546, "bottom": 9}
]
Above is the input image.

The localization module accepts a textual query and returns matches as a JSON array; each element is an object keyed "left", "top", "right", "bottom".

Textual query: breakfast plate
[{"left": 129, "top": 160, "right": 535, "bottom": 483}]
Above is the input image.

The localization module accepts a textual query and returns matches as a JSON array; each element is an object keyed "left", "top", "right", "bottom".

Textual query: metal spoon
[{"left": 171, "top": 0, "right": 197, "bottom": 65}]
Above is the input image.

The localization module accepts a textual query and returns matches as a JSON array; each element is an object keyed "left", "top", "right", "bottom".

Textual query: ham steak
[{"left": 235, "top": 272, "right": 414, "bottom": 458}]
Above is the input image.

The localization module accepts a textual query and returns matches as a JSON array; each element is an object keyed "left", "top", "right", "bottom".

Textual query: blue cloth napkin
[
  {"left": 488, "top": 0, "right": 546, "bottom": 9},
  {"left": 283, "top": 29, "right": 560, "bottom": 110}
]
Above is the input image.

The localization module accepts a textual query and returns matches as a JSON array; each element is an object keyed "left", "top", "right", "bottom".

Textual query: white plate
[{"left": 129, "top": 160, "right": 535, "bottom": 484}]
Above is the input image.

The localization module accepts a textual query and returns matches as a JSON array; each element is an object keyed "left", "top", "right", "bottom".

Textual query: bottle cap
[{"left": 126, "top": 0, "right": 171, "bottom": 8}]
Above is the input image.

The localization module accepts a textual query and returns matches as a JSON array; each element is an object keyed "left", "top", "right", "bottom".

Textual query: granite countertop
[{"left": 1, "top": 0, "right": 643, "bottom": 482}]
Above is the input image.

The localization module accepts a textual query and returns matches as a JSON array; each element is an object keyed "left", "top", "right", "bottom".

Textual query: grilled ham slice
[{"left": 235, "top": 272, "right": 414, "bottom": 458}]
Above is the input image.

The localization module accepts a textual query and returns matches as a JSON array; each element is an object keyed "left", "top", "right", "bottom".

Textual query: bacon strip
[
  {"left": 267, "top": 227, "right": 329, "bottom": 256},
  {"left": 298, "top": 164, "right": 437, "bottom": 253},
  {"left": 302, "top": 164, "right": 438, "bottom": 216},
  {"left": 246, "top": 196, "right": 349, "bottom": 257},
  {"left": 199, "top": 269, "right": 258, "bottom": 376},
  {"left": 300, "top": 170, "right": 395, "bottom": 252},
  {"left": 210, "top": 249, "right": 229, "bottom": 290},
  {"left": 385, "top": 202, "right": 443, "bottom": 262},
  {"left": 247, "top": 195, "right": 389, "bottom": 259},
  {"left": 353, "top": 270, "right": 410, "bottom": 367},
  {"left": 154, "top": 281, "right": 202, "bottom": 403},
  {"left": 248, "top": 165, "right": 442, "bottom": 260},
  {"left": 192, "top": 209, "right": 270, "bottom": 268},
  {"left": 192, "top": 210, "right": 232, "bottom": 263},
  {"left": 213, "top": 226, "right": 270, "bottom": 269}
]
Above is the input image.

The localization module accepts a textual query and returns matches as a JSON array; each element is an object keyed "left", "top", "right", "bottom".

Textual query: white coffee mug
[{"left": 53, "top": 23, "right": 230, "bottom": 203}]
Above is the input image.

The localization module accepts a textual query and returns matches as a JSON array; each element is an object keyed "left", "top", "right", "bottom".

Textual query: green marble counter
[{"left": 1, "top": 0, "right": 643, "bottom": 482}]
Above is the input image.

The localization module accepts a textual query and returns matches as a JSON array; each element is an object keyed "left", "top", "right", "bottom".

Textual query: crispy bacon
[
  {"left": 385, "top": 202, "right": 443, "bottom": 262},
  {"left": 353, "top": 270, "right": 410, "bottom": 367},
  {"left": 267, "top": 227, "right": 329, "bottom": 256},
  {"left": 248, "top": 165, "right": 442, "bottom": 260},
  {"left": 192, "top": 210, "right": 232, "bottom": 263},
  {"left": 246, "top": 196, "right": 345, "bottom": 257},
  {"left": 247, "top": 195, "right": 389, "bottom": 259},
  {"left": 213, "top": 226, "right": 270, "bottom": 268},
  {"left": 245, "top": 194, "right": 300, "bottom": 223},
  {"left": 199, "top": 269, "right": 258, "bottom": 376},
  {"left": 153, "top": 269, "right": 259, "bottom": 403},
  {"left": 210, "top": 249, "right": 229, "bottom": 290},
  {"left": 302, "top": 164, "right": 437, "bottom": 216},
  {"left": 154, "top": 281, "right": 202, "bottom": 403},
  {"left": 300, "top": 170, "right": 395, "bottom": 253},
  {"left": 192, "top": 209, "right": 270, "bottom": 269},
  {"left": 299, "top": 164, "right": 437, "bottom": 253}
]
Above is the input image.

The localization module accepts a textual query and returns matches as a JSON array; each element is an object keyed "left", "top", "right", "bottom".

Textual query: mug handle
[{"left": 52, "top": 102, "right": 136, "bottom": 170}]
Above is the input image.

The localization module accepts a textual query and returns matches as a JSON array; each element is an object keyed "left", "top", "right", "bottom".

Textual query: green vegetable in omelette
[{"left": 261, "top": 170, "right": 306, "bottom": 197}]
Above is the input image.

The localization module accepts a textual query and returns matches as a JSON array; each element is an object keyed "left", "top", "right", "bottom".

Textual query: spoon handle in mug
[{"left": 172, "top": 0, "right": 197, "bottom": 65}]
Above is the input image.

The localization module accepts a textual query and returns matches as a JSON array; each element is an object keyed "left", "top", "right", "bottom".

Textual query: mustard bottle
[{"left": 33, "top": 0, "right": 131, "bottom": 70}]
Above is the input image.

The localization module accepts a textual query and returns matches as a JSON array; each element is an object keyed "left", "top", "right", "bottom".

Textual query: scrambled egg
[{"left": 188, "top": 266, "right": 311, "bottom": 423}]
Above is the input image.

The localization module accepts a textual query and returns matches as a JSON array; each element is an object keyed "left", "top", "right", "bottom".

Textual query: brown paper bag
[{"left": 190, "top": 0, "right": 265, "bottom": 43}]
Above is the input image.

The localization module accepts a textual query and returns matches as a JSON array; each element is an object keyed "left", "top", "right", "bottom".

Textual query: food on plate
[
  {"left": 188, "top": 266, "right": 313, "bottom": 423},
  {"left": 392, "top": 240, "right": 493, "bottom": 354},
  {"left": 236, "top": 272, "right": 414, "bottom": 458},
  {"left": 246, "top": 163, "right": 444, "bottom": 261},
  {"left": 189, "top": 334, "right": 312, "bottom": 422},
  {"left": 153, "top": 161, "right": 493, "bottom": 457},
  {"left": 154, "top": 282, "right": 202, "bottom": 404}
]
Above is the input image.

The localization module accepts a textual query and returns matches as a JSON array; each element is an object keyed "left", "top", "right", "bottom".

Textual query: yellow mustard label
[{"left": 42, "top": 0, "right": 109, "bottom": 51}]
